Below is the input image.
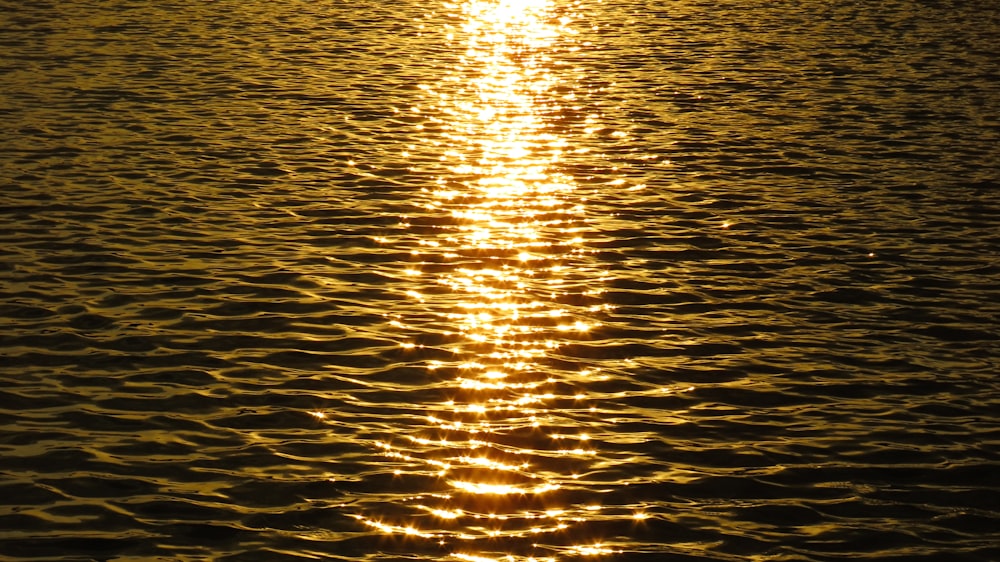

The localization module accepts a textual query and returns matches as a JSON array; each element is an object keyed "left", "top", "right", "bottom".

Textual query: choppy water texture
[{"left": 2, "top": 0, "right": 999, "bottom": 560}]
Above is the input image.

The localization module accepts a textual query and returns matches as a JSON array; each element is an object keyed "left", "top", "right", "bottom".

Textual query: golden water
[{"left": 1, "top": 0, "right": 998, "bottom": 561}]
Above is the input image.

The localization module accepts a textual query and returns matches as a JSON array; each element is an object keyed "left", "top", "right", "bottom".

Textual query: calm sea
[{"left": 1, "top": 0, "right": 998, "bottom": 560}]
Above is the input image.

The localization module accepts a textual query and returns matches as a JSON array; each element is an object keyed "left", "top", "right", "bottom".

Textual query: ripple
[{"left": 1, "top": 0, "right": 999, "bottom": 561}]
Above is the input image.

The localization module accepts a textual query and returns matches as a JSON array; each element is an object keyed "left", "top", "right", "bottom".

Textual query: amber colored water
[{"left": 1, "top": 1, "right": 998, "bottom": 561}]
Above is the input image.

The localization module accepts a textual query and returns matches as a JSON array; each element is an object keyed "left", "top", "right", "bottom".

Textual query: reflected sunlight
[{"left": 344, "top": 0, "right": 616, "bottom": 559}]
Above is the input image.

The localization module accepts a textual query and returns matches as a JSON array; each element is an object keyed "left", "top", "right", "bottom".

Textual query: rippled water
[{"left": 2, "top": 0, "right": 999, "bottom": 560}]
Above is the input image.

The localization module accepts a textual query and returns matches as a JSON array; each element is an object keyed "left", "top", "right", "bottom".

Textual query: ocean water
[{"left": 1, "top": 0, "right": 999, "bottom": 560}]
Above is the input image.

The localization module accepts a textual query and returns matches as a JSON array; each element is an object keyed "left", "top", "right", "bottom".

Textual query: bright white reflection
[{"left": 346, "top": 0, "right": 619, "bottom": 559}]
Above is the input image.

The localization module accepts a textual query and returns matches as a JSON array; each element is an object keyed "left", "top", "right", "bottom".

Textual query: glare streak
[{"left": 352, "top": 0, "right": 613, "bottom": 558}]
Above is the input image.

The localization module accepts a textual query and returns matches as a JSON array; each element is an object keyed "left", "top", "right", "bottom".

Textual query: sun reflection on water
[{"left": 343, "top": 0, "right": 621, "bottom": 559}]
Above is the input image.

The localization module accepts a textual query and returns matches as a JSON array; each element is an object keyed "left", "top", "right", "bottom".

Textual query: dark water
[{"left": 2, "top": 0, "right": 999, "bottom": 560}]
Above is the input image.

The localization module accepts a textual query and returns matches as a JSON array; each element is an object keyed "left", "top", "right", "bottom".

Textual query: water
[{"left": 1, "top": 0, "right": 999, "bottom": 560}]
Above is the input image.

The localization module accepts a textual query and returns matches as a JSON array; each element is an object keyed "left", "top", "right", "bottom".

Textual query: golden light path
[{"left": 350, "top": 1, "right": 623, "bottom": 559}]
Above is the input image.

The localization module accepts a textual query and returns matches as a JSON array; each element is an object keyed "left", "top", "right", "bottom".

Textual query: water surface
[{"left": 1, "top": 0, "right": 999, "bottom": 561}]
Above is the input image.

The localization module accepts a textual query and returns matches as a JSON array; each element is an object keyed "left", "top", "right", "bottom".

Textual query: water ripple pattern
[{"left": 1, "top": 0, "right": 999, "bottom": 561}]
